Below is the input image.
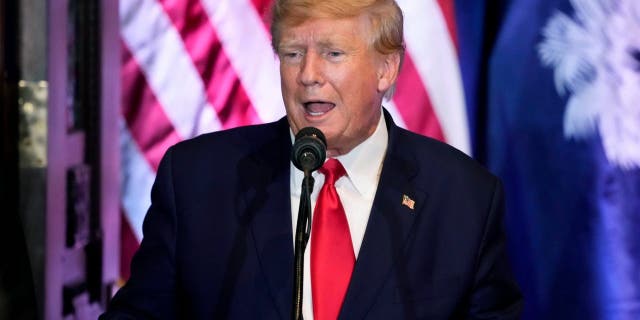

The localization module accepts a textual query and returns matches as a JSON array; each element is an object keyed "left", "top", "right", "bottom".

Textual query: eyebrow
[{"left": 279, "top": 37, "right": 355, "bottom": 52}]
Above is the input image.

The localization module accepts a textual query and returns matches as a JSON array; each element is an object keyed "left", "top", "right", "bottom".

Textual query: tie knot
[{"left": 319, "top": 159, "right": 346, "bottom": 185}]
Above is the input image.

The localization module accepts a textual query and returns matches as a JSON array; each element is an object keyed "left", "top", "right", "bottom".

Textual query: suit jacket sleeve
[
  {"left": 468, "top": 178, "right": 523, "bottom": 319},
  {"left": 101, "top": 147, "right": 179, "bottom": 319}
]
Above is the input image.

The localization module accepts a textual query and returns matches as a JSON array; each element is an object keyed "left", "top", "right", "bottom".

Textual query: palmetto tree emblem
[{"left": 538, "top": 0, "right": 640, "bottom": 169}]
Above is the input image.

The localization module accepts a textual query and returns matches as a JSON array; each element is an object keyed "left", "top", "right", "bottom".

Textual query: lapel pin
[{"left": 401, "top": 194, "right": 415, "bottom": 210}]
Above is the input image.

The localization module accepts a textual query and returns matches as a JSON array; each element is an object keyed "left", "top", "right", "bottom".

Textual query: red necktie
[{"left": 311, "top": 159, "right": 355, "bottom": 320}]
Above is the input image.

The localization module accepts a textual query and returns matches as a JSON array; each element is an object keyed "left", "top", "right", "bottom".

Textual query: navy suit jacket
[{"left": 103, "top": 111, "right": 522, "bottom": 319}]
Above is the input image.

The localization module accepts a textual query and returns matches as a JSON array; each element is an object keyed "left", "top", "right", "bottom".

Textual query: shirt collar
[
  {"left": 290, "top": 109, "right": 388, "bottom": 198},
  {"left": 334, "top": 111, "right": 387, "bottom": 197}
]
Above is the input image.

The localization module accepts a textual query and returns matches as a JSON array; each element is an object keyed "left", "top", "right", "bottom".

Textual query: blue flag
[{"left": 459, "top": 0, "right": 640, "bottom": 318}]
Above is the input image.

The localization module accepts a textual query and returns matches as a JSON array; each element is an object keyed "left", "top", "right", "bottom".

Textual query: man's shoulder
[
  {"left": 170, "top": 118, "right": 288, "bottom": 158},
  {"left": 393, "top": 127, "right": 497, "bottom": 186},
  {"left": 153, "top": 118, "right": 290, "bottom": 185}
]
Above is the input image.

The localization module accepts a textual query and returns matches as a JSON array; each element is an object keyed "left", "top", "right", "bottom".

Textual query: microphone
[
  {"left": 290, "top": 127, "right": 326, "bottom": 320},
  {"left": 291, "top": 127, "right": 327, "bottom": 173}
]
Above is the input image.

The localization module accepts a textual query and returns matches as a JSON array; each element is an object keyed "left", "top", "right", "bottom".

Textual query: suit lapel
[
  {"left": 236, "top": 118, "right": 294, "bottom": 320},
  {"left": 339, "top": 111, "right": 428, "bottom": 319}
]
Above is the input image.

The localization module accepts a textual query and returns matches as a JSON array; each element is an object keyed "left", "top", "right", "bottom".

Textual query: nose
[{"left": 298, "top": 52, "right": 324, "bottom": 87}]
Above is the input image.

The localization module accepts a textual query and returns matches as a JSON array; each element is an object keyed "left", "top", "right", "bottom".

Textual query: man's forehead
[
  {"left": 279, "top": 33, "right": 353, "bottom": 48},
  {"left": 278, "top": 17, "right": 369, "bottom": 47}
]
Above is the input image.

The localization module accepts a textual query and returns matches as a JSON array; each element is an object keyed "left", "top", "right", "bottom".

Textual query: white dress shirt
[{"left": 290, "top": 111, "right": 388, "bottom": 320}]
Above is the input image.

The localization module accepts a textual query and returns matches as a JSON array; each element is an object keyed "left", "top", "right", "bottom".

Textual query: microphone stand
[{"left": 292, "top": 169, "right": 314, "bottom": 320}]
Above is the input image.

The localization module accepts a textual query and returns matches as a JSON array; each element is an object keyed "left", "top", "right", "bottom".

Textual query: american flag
[{"left": 119, "top": 0, "right": 469, "bottom": 279}]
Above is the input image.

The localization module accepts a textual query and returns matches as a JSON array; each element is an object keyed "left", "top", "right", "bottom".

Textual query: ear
[{"left": 376, "top": 52, "right": 401, "bottom": 93}]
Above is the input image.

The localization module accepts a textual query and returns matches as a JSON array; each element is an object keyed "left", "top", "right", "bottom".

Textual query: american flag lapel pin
[{"left": 401, "top": 194, "right": 415, "bottom": 210}]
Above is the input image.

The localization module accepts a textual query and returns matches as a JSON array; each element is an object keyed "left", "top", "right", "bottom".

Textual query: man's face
[{"left": 278, "top": 15, "right": 398, "bottom": 157}]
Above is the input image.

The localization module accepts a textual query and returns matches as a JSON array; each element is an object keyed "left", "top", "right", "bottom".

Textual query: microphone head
[{"left": 291, "top": 127, "right": 327, "bottom": 172}]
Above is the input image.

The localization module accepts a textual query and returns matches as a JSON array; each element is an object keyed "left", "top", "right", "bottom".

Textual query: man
[{"left": 103, "top": 0, "right": 522, "bottom": 319}]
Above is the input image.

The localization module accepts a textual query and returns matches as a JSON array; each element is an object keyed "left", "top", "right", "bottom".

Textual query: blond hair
[
  {"left": 271, "top": 0, "right": 403, "bottom": 53},
  {"left": 270, "top": 0, "right": 404, "bottom": 99}
]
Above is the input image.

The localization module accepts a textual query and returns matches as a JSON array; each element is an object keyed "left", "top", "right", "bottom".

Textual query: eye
[
  {"left": 325, "top": 50, "right": 345, "bottom": 62},
  {"left": 280, "top": 50, "right": 303, "bottom": 63}
]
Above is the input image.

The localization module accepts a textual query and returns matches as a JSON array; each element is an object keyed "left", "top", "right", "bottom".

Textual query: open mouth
[{"left": 303, "top": 101, "right": 336, "bottom": 116}]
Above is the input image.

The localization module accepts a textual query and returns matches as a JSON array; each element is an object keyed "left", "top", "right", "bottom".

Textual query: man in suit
[{"left": 103, "top": 0, "right": 522, "bottom": 319}]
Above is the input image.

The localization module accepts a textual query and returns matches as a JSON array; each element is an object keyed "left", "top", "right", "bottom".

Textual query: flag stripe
[
  {"left": 120, "top": 123, "right": 155, "bottom": 241},
  {"left": 393, "top": 54, "right": 445, "bottom": 141},
  {"left": 436, "top": 0, "right": 459, "bottom": 49},
  {"left": 122, "top": 44, "right": 183, "bottom": 171},
  {"left": 158, "top": 0, "right": 262, "bottom": 128},
  {"left": 251, "top": 0, "right": 272, "bottom": 22},
  {"left": 398, "top": 0, "right": 469, "bottom": 154},
  {"left": 120, "top": 0, "right": 222, "bottom": 140},
  {"left": 201, "top": 0, "right": 286, "bottom": 122}
]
